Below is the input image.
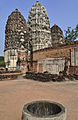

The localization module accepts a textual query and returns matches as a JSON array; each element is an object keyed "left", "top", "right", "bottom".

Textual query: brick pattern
[
  {"left": 18, "top": 50, "right": 28, "bottom": 73},
  {"left": 33, "top": 62, "right": 37, "bottom": 72},
  {"left": 39, "top": 63, "right": 43, "bottom": 73},
  {"left": 69, "top": 66, "right": 78, "bottom": 75},
  {"left": 32, "top": 42, "right": 78, "bottom": 74},
  {"left": 33, "top": 42, "right": 78, "bottom": 61}
]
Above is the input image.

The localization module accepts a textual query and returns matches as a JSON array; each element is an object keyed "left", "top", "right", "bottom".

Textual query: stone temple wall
[
  {"left": 32, "top": 42, "right": 78, "bottom": 74},
  {"left": 37, "top": 58, "right": 65, "bottom": 74},
  {"left": 33, "top": 44, "right": 73, "bottom": 61},
  {"left": 4, "top": 49, "right": 18, "bottom": 71},
  {"left": 71, "top": 48, "right": 78, "bottom": 66}
]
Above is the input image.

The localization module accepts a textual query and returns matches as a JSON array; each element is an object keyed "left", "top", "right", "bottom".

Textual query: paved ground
[{"left": 0, "top": 79, "right": 78, "bottom": 120}]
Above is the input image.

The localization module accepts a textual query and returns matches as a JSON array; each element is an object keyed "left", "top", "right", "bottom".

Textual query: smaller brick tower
[{"left": 51, "top": 24, "right": 65, "bottom": 46}]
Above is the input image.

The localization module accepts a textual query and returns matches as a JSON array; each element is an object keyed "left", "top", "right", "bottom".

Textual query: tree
[
  {"left": 64, "top": 24, "right": 78, "bottom": 43},
  {"left": 0, "top": 56, "right": 5, "bottom": 67}
]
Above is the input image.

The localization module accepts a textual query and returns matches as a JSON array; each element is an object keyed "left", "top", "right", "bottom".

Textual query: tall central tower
[{"left": 28, "top": 1, "right": 52, "bottom": 51}]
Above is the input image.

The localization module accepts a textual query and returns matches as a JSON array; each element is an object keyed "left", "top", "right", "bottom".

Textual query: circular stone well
[{"left": 22, "top": 100, "right": 67, "bottom": 120}]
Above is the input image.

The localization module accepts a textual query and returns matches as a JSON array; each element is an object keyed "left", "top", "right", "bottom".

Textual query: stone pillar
[
  {"left": 75, "top": 48, "right": 78, "bottom": 66},
  {"left": 71, "top": 49, "right": 75, "bottom": 66}
]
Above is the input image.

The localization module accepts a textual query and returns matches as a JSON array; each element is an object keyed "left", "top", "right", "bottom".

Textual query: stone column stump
[{"left": 22, "top": 100, "right": 67, "bottom": 120}]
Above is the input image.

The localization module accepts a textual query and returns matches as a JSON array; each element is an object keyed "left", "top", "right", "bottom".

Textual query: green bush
[{"left": 0, "top": 56, "right": 5, "bottom": 67}]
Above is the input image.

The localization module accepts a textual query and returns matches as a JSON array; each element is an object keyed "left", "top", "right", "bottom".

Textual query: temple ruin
[
  {"left": 27, "top": 1, "right": 52, "bottom": 51},
  {"left": 51, "top": 24, "right": 65, "bottom": 46},
  {"left": 4, "top": 9, "right": 28, "bottom": 71},
  {"left": 4, "top": 1, "right": 78, "bottom": 75}
]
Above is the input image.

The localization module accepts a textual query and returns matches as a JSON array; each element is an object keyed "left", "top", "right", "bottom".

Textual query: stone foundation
[{"left": 0, "top": 71, "right": 22, "bottom": 81}]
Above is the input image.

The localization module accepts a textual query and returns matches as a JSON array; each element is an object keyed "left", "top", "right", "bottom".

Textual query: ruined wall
[
  {"left": 0, "top": 71, "right": 22, "bottom": 81},
  {"left": 33, "top": 62, "right": 37, "bottom": 72},
  {"left": 33, "top": 42, "right": 78, "bottom": 74},
  {"left": 4, "top": 49, "right": 18, "bottom": 71},
  {"left": 4, "top": 48, "right": 28, "bottom": 73},
  {"left": 39, "top": 58, "right": 65, "bottom": 74},
  {"left": 69, "top": 66, "right": 78, "bottom": 75},
  {"left": 35, "top": 58, "right": 65, "bottom": 74},
  {"left": 33, "top": 42, "right": 78, "bottom": 61},
  {"left": 71, "top": 48, "right": 78, "bottom": 66},
  {"left": 17, "top": 49, "right": 28, "bottom": 73}
]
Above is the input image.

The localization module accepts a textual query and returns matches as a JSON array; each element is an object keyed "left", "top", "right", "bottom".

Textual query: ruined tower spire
[{"left": 28, "top": 1, "right": 52, "bottom": 51}]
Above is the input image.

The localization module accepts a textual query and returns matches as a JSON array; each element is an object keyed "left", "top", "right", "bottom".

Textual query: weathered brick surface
[
  {"left": 33, "top": 42, "right": 78, "bottom": 61},
  {"left": 39, "top": 63, "right": 43, "bottom": 73},
  {"left": 33, "top": 62, "right": 37, "bottom": 72},
  {"left": 69, "top": 66, "right": 78, "bottom": 75},
  {"left": 18, "top": 50, "right": 28, "bottom": 73}
]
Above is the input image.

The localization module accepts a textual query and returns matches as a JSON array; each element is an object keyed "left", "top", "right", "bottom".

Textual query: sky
[{"left": 0, "top": 0, "right": 78, "bottom": 56}]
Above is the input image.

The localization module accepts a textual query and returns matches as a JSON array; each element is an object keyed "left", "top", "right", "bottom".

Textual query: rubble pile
[
  {"left": 0, "top": 75, "right": 18, "bottom": 81},
  {"left": 0, "top": 70, "right": 21, "bottom": 74},
  {"left": 0, "top": 71, "right": 21, "bottom": 81},
  {"left": 25, "top": 72, "right": 78, "bottom": 82}
]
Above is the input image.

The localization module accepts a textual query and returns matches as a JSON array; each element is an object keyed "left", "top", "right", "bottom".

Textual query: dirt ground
[{"left": 0, "top": 79, "right": 78, "bottom": 120}]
